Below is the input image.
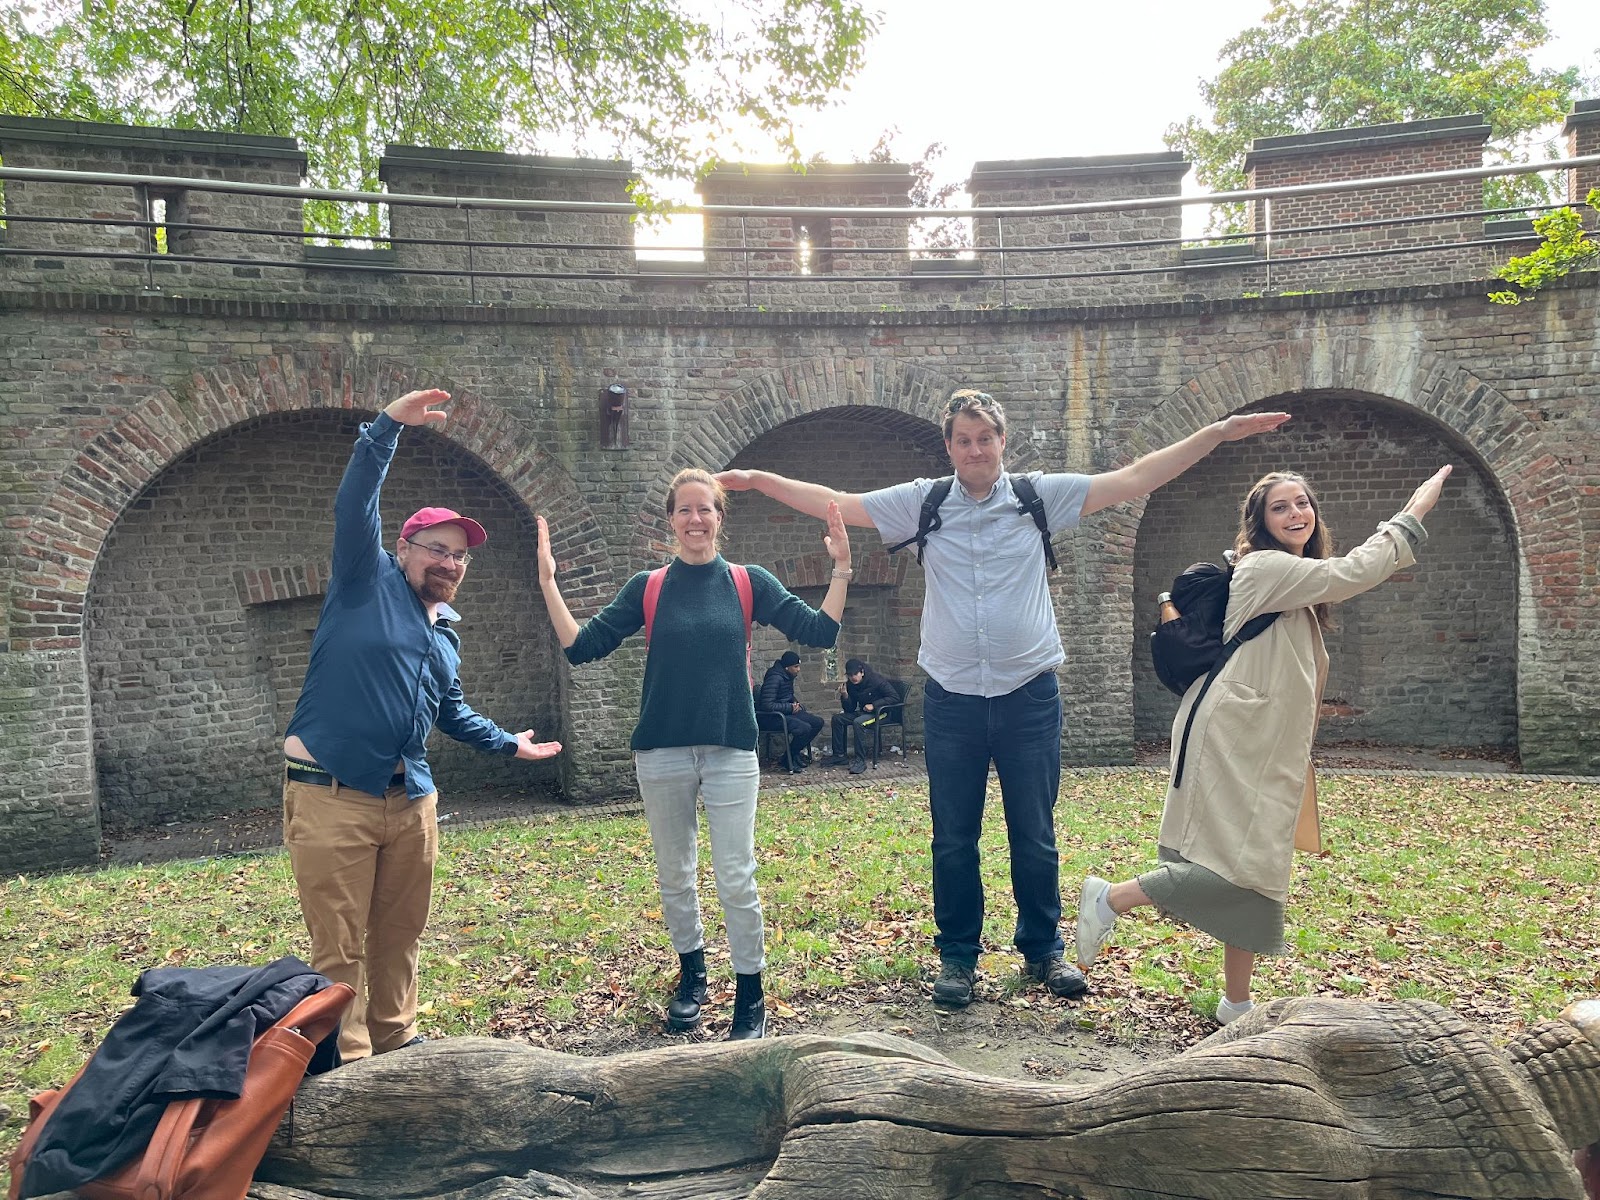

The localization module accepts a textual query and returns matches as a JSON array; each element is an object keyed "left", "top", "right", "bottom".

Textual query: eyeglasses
[
  {"left": 946, "top": 390, "right": 996, "bottom": 413},
  {"left": 404, "top": 538, "right": 472, "bottom": 567}
]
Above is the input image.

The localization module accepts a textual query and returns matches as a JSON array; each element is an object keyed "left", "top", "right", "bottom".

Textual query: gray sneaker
[
  {"left": 1021, "top": 954, "right": 1088, "bottom": 999},
  {"left": 931, "top": 961, "right": 976, "bottom": 1008}
]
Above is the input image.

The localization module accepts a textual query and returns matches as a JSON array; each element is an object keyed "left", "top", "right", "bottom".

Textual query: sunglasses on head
[{"left": 946, "top": 391, "right": 996, "bottom": 412}]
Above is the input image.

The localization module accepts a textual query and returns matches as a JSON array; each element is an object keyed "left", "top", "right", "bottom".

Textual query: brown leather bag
[{"left": 8, "top": 982, "right": 353, "bottom": 1200}]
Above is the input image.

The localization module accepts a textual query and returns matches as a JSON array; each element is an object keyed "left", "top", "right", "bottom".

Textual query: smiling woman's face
[{"left": 1263, "top": 479, "right": 1317, "bottom": 555}]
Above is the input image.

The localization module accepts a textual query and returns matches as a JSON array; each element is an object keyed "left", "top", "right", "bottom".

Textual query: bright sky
[
  {"left": 650, "top": 0, "right": 1600, "bottom": 250},
  {"left": 646, "top": 1, "right": 1600, "bottom": 251},
  {"left": 789, "top": 0, "right": 1600, "bottom": 173}
]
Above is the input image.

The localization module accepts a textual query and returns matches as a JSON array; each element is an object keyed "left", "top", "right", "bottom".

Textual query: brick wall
[
  {"left": 1133, "top": 397, "right": 1517, "bottom": 746},
  {"left": 2, "top": 110, "right": 1598, "bottom": 872},
  {"left": 723, "top": 410, "right": 949, "bottom": 731},
  {"left": 82, "top": 411, "right": 564, "bottom": 828},
  {"left": 9, "top": 107, "right": 1591, "bottom": 310},
  {"left": 1244, "top": 117, "right": 1492, "bottom": 289},
  {"left": 969, "top": 153, "right": 1188, "bottom": 307}
]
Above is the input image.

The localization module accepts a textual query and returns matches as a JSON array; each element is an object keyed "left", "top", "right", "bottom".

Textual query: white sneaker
[
  {"left": 1215, "top": 997, "right": 1255, "bottom": 1026},
  {"left": 1075, "top": 876, "right": 1116, "bottom": 970}
]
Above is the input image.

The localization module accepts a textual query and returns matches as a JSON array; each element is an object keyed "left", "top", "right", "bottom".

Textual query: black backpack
[
  {"left": 886, "top": 474, "right": 1057, "bottom": 571},
  {"left": 1151, "top": 559, "right": 1279, "bottom": 788}
]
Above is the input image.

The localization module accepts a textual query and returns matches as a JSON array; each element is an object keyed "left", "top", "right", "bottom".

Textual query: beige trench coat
[{"left": 1156, "top": 523, "right": 1418, "bottom": 902}]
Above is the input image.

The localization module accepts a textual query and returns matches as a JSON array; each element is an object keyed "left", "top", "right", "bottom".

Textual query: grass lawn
[{"left": 2, "top": 768, "right": 1596, "bottom": 1166}]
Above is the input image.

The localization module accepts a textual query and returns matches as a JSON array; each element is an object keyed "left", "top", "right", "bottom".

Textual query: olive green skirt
[{"left": 1136, "top": 845, "right": 1287, "bottom": 956}]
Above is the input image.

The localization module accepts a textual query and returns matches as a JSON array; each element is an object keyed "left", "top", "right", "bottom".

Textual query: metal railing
[{"left": 0, "top": 154, "right": 1595, "bottom": 305}]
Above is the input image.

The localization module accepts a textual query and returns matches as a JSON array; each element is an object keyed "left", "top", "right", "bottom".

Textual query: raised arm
[
  {"left": 536, "top": 516, "right": 581, "bottom": 648},
  {"left": 717, "top": 469, "right": 877, "bottom": 529},
  {"left": 1227, "top": 465, "right": 1452, "bottom": 632},
  {"left": 1081, "top": 412, "right": 1292, "bottom": 517},
  {"left": 817, "top": 501, "right": 852, "bottom": 624}
]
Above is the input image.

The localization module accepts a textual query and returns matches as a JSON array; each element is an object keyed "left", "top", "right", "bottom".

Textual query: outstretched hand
[
  {"left": 1216, "top": 411, "right": 1292, "bottom": 442},
  {"left": 512, "top": 730, "right": 563, "bottom": 761},
  {"left": 385, "top": 388, "right": 451, "bottom": 427},
  {"left": 716, "top": 469, "right": 757, "bottom": 492},
  {"left": 535, "top": 515, "right": 557, "bottom": 587},
  {"left": 823, "top": 500, "right": 851, "bottom": 567},
  {"left": 1402, "top": 465, "right": 1453, "bottom": 521}
]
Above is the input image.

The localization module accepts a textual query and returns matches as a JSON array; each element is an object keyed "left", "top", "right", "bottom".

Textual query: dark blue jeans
[{"left": 922, "top": 671, "right": 1064, "bottom": 967}]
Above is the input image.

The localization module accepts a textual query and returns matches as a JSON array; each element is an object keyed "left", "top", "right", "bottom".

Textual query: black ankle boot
[
  {"left": 666, "top": 948, "right": 708, "bottom": 1031},
  {"left": 726, "top": 971, "right": 766, "bottom": 1040}
]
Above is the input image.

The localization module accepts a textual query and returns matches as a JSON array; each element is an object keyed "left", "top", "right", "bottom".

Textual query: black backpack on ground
[
  {"left": 1152, "top": 558, "right": 1280, "bottom": 788},
  {"left": 886, "top": 474, "right": 1057, "bottom": 571}
]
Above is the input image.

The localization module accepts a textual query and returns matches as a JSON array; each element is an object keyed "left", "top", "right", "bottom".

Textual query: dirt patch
[{"left": 484, "top": 974, "right": 1170, "bottom": 1088}]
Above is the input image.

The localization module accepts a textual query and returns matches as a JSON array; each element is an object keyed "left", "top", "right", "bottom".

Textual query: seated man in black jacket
[
  {"left": 757, "top": 651, "right": 824, "bottom": 770},
  {"left": 825, "top": 658, "right": 900, "bottom": 774}
]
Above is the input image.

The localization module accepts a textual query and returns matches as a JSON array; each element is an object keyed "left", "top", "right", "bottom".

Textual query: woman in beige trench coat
[{"left": 1073, "top": 463, "right": 1453, "bottom": 1025}]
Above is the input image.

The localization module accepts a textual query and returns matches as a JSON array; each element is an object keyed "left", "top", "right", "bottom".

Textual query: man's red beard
[{"left": 418, "top": 569, "right": 460, "bottom": 605}]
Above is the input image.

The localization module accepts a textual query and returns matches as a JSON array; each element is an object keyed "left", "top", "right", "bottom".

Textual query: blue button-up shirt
[
  {"left": 284, "top": 413, "right": 516, "bottom": 799},
  {"left": 862, "top": 471, "right": 1089, "bottom": 698}
]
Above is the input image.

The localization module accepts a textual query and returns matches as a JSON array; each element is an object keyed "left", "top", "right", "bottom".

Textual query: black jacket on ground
[
  {"left": 758, "top": 660, "right": 802, "bottom": 713},
  {"left": 22, "top": 956, "right": 341, "bottom": 1196}
]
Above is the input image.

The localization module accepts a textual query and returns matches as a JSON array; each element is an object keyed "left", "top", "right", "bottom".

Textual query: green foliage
[
  {"left": 1166, "top": 0, "right": 1581, "bottom": 233},
  {"left": 0, "top": 0, "right": 876, "bottom": 233},
  {"left": 1489, "top": 187, "right": 1600, "bottom": 303}
]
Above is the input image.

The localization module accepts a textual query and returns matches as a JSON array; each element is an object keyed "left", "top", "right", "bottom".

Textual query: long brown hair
[
  {"left": 664, "top": 468, "right": 728, "bottom": 553},
  {"left": 1233, "top": 471, "right": 1334, "bottom": 630}
]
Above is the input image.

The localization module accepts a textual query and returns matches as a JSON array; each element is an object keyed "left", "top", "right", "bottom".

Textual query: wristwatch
[{"left": 831, "top": 566, "right": 854, "bottom": 580}]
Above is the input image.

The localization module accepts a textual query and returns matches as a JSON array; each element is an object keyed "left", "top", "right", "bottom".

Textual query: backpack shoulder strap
[
  {"left": 1009, "top": 474, "right": 1057, "bottom": 572},
  {"left": 886, "top": 476, "right": 955, "bottom": 564},
  {"left": 642, "top": 566, "right": 669, "bottom": 646},
  {"left": 729, "top": 564, "right": 753, "bottom": 637},
  {"left": 729, "top": 563, "right": 754, "bottom": 685},
  {"left": 1171, "top": 607, "right": 1282, "bottom": 789}
]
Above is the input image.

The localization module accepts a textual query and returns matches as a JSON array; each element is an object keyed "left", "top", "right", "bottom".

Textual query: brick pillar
[
  {"left": 1563, "top": 98, "right": 1600, "bottom": 213},
  {"left": 378, "top": 146, "right": 635, "bottom": 306},
  {"left": 1244, "top": 114, "right": 1491, "bottom": 288},
  {"left": 0, "top": 115, "right": 305, "bottom": 279},
  {"left": 699, "top": 162, "right": 913, "bottom": 308},
  {"left": 969, "top": 151, "right": 1188, "bottom": 305}
]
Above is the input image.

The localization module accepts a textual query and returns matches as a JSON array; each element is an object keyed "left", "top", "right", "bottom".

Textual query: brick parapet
[
  {"left": 969, "top": 153, "right": 1188, "bottom": 307},
  {"left": 377, "top": 145, "right": 635, "bottom": 306},
  {"left": 1244, "top": 115, "right": 1493, "bottom": 287},
  {"left": 1564, "top": 98, "right": 1600, "bottom": 209},
  {"left": 4, "top": 111, "right": 1600, "bottom": 309}
]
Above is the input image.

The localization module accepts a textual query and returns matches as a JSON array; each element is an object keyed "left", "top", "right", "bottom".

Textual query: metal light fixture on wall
[{"left": 599, "top": 384, "right": 630, "bottom": 450}]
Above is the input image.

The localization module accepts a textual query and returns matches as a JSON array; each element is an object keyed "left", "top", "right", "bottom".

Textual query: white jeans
[{"left": 634, "top": 745, "right": 764, "bottom": 975}]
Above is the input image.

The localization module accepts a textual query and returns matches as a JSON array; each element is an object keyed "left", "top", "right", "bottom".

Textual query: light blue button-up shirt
[{"left": 863, "top": 472, "right": 1090, "bottom": 698}]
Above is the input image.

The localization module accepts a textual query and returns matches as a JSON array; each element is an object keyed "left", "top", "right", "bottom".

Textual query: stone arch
[
  {"left": 628, "top": 356, "right": 1046, "bottom": 562},
  {"left": 15, "top": 353, "right": 615, "bottom": 647},
  {"left": 1121, "top": 335, "right": 1584, "bottom": 769},
  {"left": 32, "top": 351, "right": 624, "bottom": 833}
]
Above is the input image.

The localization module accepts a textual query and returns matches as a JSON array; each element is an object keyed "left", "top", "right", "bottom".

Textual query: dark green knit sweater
[{"left": 566, "top": 556, "right": 840, "bottom": 751}]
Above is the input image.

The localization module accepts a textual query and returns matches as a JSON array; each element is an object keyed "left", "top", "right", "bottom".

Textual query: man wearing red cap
[{"left": 282, "top": 388, "right": 560, "bottom": 1059}]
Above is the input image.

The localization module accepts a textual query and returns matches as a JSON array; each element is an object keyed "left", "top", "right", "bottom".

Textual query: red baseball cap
[{"left": 400, "top": 507, "right": 487, "bottom": 547}]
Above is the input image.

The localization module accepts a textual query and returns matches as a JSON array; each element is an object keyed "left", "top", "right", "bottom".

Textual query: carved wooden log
[{"left": 249, "top": 999, "right": 1600, "bottom": 1200}]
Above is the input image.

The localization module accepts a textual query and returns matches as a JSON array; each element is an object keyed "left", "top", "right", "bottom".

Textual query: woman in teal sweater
[{"left": 537, "top": 468, "right": 851, "bottom": 1039}]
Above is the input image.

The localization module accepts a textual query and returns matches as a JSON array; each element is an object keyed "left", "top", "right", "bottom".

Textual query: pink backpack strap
[
  {"left": 643, "top": 564, "right": 754, "bottom": 680},
  {"left": 642, "top": 566, "right": 669, "bottom": 645},
  {"left": 730, "top": 564, "right": 754, "bottom": 685}
]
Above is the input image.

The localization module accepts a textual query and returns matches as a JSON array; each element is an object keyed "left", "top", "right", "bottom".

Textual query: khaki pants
[{"left": 283, "top": 773, "right": 439, "bottom": 1059}]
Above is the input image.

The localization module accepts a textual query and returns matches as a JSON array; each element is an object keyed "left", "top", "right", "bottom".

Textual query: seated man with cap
[
  {"left": 825, "top": 658, "right": 901, "bottom": 774},
  {"left": 282, "top": 387, "right": 561, "bottom": 1060},
  {"left": 756, "top": 650, "right": 825, "bottom": 771}
]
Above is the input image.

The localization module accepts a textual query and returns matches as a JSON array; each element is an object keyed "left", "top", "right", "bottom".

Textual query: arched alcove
[
  {"left": 1132, "top": 393, "right": 1518, "bottom": 751},
  {"left": 83, "top": 411, "right": 565, "bottom": 827},
  {"left": 720, "top": 408, "right": 950, "bottom": 735}
]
